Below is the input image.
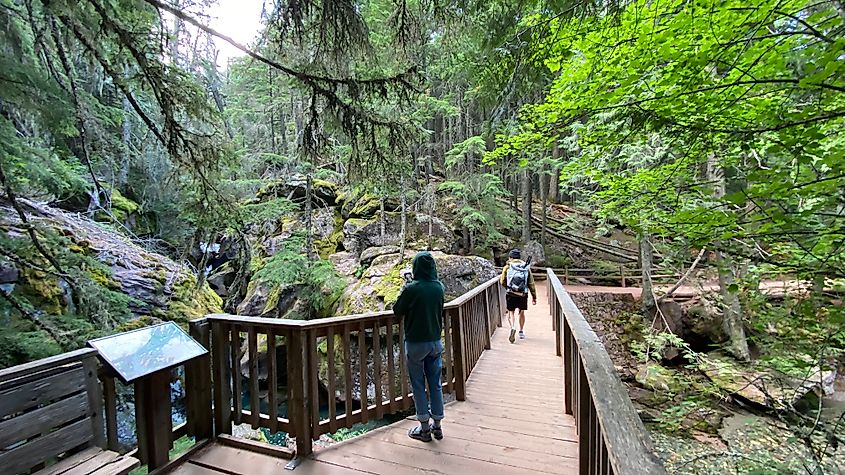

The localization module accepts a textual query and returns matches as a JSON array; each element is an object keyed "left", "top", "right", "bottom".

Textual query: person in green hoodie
[{"left": 393, "top": 251, "right": 445, "bottom": 443}]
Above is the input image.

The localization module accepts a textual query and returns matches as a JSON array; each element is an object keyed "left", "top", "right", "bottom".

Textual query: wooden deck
[{"left": 171, "top": 281, "right": 578, "bottom": 474}]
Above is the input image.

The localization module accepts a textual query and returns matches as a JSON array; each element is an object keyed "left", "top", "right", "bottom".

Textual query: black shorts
[{"left": 506, "top": 293, "right": 528, "bottom": 311}]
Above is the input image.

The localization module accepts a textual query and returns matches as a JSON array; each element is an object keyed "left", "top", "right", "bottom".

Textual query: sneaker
[
  {"left": 519, "top": 330, "right": 525, "bottom": 339},
  {"left": 432, "top": 425, "right": 443, "bottom": 440},
  {"left": 509, "top": 328, "right": 516, "bottom": 343},
  {"left": 408, "top": 426, "right": 432, "bottom": 442}
]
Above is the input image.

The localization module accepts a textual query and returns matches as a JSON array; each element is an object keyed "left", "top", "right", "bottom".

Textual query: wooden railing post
[
  {"left": 211, "top": 322, "right": 232, "bottom": 436},
  {"left": 81, "top": 354, "right": 105, "bottom": 449},
  {"left": 620, "top": 265, "right": 626, "bottom": 287},
  {"left": 449, "top": 308, "right": 466, "bottom": 401},
  {"left": 101, "top": 374, "right": 120, "bottom": 451},
  {"left": 288, "top": 327, "right": 313, "bottom": 457},
  {"left": 187, "top": 320, "right": 213, "bottom": 441}
]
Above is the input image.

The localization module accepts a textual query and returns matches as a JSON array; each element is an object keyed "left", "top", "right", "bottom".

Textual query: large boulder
[
  {"left": 328, "top": 252, "right": 360, "bottom": 281},
  {"left": 360, "top": 245, "right": 400, "bottom": 267},
  {"left": 521, "top": 240, "right": 546, "bottom": 266},
  {"left": 340, "top": 251, "right": 498, "bottom": 314},
  {"left": 0, "top": 200, "right": 223, "bottom": 366}
]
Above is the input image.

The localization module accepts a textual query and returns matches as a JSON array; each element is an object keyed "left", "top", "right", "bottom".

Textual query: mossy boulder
[{"left": 256, "top": 175, "right": 338, "bottom": 205}]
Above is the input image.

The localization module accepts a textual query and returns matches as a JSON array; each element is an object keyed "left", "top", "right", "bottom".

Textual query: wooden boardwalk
[{"left": 171, "top": 281, "right": 578, "bottom": 474}]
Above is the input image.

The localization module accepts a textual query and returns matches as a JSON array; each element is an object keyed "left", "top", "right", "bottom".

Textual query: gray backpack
[{"left": 505, "top": 257, "right": 532, "bottom": 296}]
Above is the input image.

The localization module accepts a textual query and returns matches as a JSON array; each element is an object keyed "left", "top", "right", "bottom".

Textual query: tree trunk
[
  {"left": 521, "top": 167, "right": 532, "bottom": 244},
  {"left": 540, "top": 165, "right": 548, "bottom": 251},
  {"left": 549, "top": 142, "right": 560, "bottom": 204},
  {"left": 119, "top": 66, "right": 131, "bottom": 186},
  {"left": 640, "top": 235, "right": 656, "bottom": 315},
  {"left": 399, "top": 174, "right": 407, "bottom": 263},
  {"left": 279, "top": 110, "right": 289, "bottom": 155},
  {"left": 268, "top": 65, "right": 276, "bottom": 154},
  {"left": 305, "top": 173, "right": 314, "bottom": 261},
  {"left": 379, "top": 197, "right": 386, "bottom": 245},
  {"left": 707, "top": 153, "right": 750, "bottom": 360},
  {"left": 170, "top": 0, "right": 181, "bottom": 64}
]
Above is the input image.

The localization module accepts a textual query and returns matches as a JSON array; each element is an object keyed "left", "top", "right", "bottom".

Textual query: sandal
[
  {"left": 431, "top": 425, "right": 443, "bottom": 440},
  {"left": 408, "top": 425, "right": 432, "bottom": 442}
]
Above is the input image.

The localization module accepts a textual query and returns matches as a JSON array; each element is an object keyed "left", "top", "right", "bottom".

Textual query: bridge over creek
[{"left": 0, "top": 270, "right": 666, "bottom": 475}]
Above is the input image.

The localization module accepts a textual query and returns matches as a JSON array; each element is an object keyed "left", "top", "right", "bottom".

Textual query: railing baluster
[
  {"left": 386, "top": 318, "right": 397, "bottom": 412},
  {"left": 358, "top": 321, "right": 369, "bottom": 424},
  {"left": 442, "top": 307, "right": 453, "bottom": 394},
  {"left": 267, "top": 327, "right": 278, "bottom": 434},
  {"left": 373, "top": 318, "right": 383, "bottom": 419},
  {"left": 248, "top": 327, "right": 260, "bottom": 429},
  {"left": 343, "top": 324, "right": 354, "bottom": 428},
  {"left": 399, "top": 318, "right": 410, "bottom": 410},
  {"left": 450, "top": 308, "right": 466, "bottom": 401},
  {"left": 578, "top": 362, "right": 590, "bottom": 474},
  {"left": 327, "top": 326, "right": 338, "bottom": 433},
  {"left": 230, "top": 327, "right": 242, "bottom": 425}
]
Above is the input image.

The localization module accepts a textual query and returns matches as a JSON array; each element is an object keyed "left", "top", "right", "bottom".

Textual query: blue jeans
[{"left": 405, "top": 340, "right": 444, "bottom": 423}]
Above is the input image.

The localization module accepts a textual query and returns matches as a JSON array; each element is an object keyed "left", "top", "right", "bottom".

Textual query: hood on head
[{"left": 411, "top": 252, "right": 438, "bottom": 281}]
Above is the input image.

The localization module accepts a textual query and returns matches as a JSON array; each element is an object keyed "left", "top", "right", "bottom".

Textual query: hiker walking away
[
  {"left": 500, "top": 249, "right": 536, "bottom": 343},
  {"left": 393, "top": 251, "right": 445, "bottom": 442}
]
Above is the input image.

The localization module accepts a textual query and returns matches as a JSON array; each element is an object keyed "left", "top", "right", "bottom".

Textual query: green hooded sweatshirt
[{"left": 392, "top": 252, "right": 445, "bottom": 342}]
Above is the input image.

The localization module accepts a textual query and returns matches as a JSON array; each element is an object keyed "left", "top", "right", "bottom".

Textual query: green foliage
[
  {"left": 241, "top": 198, "right": 299, "bottom": 227},
  {"left": 252, "top": 234, "right": 345, "bottom": 319}
]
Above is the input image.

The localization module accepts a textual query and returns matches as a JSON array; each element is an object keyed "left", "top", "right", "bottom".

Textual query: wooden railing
[
  {"left": 189, "top": 276, "right": 504, "bottom": 460},
  {"left": 547, "top": 268, "right": 666, "bottom": 475}
]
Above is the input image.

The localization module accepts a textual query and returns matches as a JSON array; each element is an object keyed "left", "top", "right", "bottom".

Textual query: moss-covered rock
[
  {"left": 636, "top": 363, "right": 688, "bottom": 394},
  {"left": 0, "top": 200, "right": 224, "bottom": 367}
]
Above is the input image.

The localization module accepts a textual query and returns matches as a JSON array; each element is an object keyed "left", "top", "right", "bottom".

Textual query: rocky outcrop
[
  {"left": 341, "top": 212, "right": 454, "bottom": 257},
  {"left": 0, "top": 200, "right": 223, "bottom": 366}
]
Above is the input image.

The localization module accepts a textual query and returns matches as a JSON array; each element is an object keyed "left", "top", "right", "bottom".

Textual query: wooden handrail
[
  {"left": 203, "top": 276, "right": 502, "bottom": 329},
  {"left": 547, "top": 268, "right": 666, "bottom": 475},
  {"left": 198, "top": 275, "right": 504, "bottom": 461}
]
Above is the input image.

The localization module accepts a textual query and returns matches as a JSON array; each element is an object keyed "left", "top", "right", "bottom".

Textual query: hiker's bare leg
[
  {"left": 507, "top": 310, "right": 515, "bottom": 329},
  {"left": 519, "top": 309, "right": 526, "bottom": 331}
]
